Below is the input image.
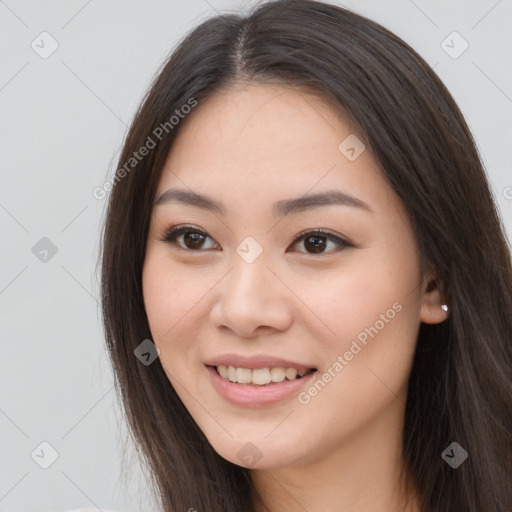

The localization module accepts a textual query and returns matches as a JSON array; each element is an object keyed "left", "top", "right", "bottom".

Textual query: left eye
[
  {"left": 160, "top": 225, "right": 352, "bottom": 255},
  {"left": 291, "top": 229, "right": 352, "bottom": 254}
]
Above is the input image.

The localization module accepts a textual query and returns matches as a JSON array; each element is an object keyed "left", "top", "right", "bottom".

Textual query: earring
[{"left": 441, "top": 304, "right": 448, "bottom": 312}]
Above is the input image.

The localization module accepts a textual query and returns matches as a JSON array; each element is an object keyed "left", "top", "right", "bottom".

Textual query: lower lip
[{"left": 206, "top": 366, "right": 316, "bottom": 407}]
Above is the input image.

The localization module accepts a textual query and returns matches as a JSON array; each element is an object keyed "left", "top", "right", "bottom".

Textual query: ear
[{"left": 419, "top": 274, "right": 449, "bottom": 324}]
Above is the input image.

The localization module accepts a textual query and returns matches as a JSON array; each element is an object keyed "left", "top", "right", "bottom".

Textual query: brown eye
[
  {"left": 182, "top": 231, "right": 207, "bottom": 249},
  {"left": 160, "top": 225, "right": 352, "bottom": 255},
  {"left": 161, "top": 225, "right": 218, "bottom": 251},
  {"left": 303, "top": 234, "right": 327, "bottom": 253},
  {"left": 290, "top": 230, "right": 352, "bottom": 254}
]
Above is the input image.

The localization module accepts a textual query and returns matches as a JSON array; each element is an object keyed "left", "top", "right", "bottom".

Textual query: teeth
[
  {"left": 270, "top": 367, "right": 285, "bottom": 382},
  {"left": 215, "top": 365, "right": 313, "bottom": 385},
  {"left": 227, "top": 366, "right": 237, "bottom": 382},
  {"left": 285, "top": 368, "right": 297, "bottom": 380},
  {"left": 252, "top": 368, "right": 271, "bottom": 385},
  {"left": 236, "top": 367, "right": 252, "bottom": 384}
]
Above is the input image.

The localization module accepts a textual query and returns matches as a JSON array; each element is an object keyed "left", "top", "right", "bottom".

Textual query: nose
[{"left": 209, "top": 255, "right": 293, "bottom": 338}]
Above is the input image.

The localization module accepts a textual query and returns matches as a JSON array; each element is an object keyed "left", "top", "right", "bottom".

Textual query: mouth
[
  {"left": 204, "top": 355, "right": 319, "bottom": 406},
  {"left": 209, "top": 364, "right": 317, "bottom": 386}
]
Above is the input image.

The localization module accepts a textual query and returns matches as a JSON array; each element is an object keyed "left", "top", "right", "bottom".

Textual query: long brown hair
[{"left": 99, "top": 1, "right": 512, "bottom": 510}]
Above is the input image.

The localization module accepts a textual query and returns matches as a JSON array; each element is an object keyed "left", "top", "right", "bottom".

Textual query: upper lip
[{"left": 203, "top": 354, "right": 316, "bottom": 370}]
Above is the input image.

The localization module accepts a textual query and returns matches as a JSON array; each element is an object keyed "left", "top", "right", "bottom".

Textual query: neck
[{"left": 250, "top": 400, "right": 420, "bottom": 512}]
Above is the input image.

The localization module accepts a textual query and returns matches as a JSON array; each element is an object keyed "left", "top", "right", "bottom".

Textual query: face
[{"left": 142, "top": 82, "right": 444, "bottom": 470}]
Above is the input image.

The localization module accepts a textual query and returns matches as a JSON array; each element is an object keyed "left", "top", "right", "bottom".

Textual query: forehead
[
  {"left": 169, "top": 82, "right": 355, "bottom": 164},
  {"left": 156, "top": 82, "right": 394, "bottom": 218}
]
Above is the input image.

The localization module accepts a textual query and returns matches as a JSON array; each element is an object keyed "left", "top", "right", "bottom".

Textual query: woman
[{"left": 99, "top": 0, "right": 512, "bottom": 511}]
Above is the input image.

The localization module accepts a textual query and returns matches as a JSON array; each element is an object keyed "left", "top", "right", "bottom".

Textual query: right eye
[{"left": 159, "top": 224, "right": 219, "bottom": 251}]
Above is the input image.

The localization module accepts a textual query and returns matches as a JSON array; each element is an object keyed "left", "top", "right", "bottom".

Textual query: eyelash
[{"left": 158, "top": 224, "right": 353, "bottom": 255}]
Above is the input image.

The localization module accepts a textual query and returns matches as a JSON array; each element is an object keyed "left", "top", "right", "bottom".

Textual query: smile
[
  {"left": 215, "top": 365, "right": 316, "bottom": 385},
  {"left": 206, "top": 364, "right": 318, "bottom": 407}
]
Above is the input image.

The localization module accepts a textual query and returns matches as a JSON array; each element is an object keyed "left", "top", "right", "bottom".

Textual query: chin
[{"left": 203, "top": 428, "right": 310, "bottom": 470}]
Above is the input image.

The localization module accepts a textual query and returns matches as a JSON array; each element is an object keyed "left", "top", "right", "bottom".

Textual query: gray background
[{"left": 1, "top": 0, "right": 511, "bottom": 511}]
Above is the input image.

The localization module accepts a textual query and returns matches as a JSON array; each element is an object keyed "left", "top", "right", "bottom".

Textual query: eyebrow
[{"left": 154, "top": 187, "right": 372, "bottom": 217}]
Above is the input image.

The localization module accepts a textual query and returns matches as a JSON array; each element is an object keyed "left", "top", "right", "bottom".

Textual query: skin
[{"left": 142, "top": 82, "right": 447, "bottom": 512}]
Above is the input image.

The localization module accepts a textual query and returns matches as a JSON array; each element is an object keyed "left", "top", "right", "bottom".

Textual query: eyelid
[
  {"left": 158, "top": 224, "right": 217, "bottom": 248},
  {"left": 290, "top": 227, "right": 352, "bottom": 249},
  {"left": 159, "top": 224, "right": 353, "bottom": 253}
]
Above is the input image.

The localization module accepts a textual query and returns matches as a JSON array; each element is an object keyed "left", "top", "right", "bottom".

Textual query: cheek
[
  {"left": 300, "top": 249, "right": 421, "bottom": 411},
  {"left": 142, "top": 264, "right": 174, "bottom": 338},
  {"left": 143, "top": 251, "right": 202, "bottom": 334},
  {"left": 306, "top": 260, "right": 418, "bottom": 347},
  {"left": 302, "top": 245, "right": 422, "bottom": 399},
  {"left": 142, "top": 254, "right": 203, "bottom": 365}
]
